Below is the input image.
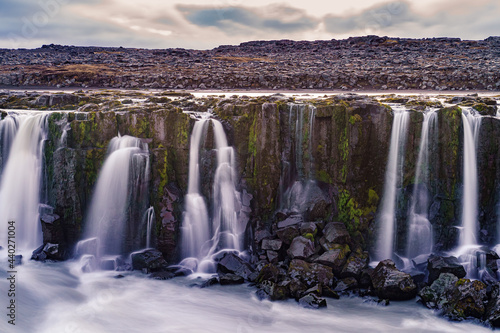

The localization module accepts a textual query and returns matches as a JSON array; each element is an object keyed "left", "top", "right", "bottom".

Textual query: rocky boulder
[
  {"left": 322, "top": 222, "right": 351, "bottom": 245},
  {"left": 217, "top": 252, "right": 255, "bottom": 281},
  {"left": 298, "top": 293, "right": 327, "bottom": 309},
  {"left": 427, "top": 255, "right": 466, "bottom": 284},
  {"left": 287, "top": 236, "right": 315, "bottom": 259},
  {"left": 131, "top": 249, "right": 168, "bottom": 271},
  {"left": 371, "top": 259, "right": 417, "bottom": 300}
]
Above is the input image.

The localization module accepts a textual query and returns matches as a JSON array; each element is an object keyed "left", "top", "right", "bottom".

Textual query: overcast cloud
[{"left": 0, "top": 0, "right": 498, "bottom": 49}]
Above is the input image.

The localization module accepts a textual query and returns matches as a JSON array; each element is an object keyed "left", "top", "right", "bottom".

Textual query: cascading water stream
[
  {"left": 279, "top": 104, "right": 317, "bottom": 214},
  {"left": 81, "top": 135, "right": 149, "bottom": 258},
  {"left": 454, "top": 108, "right": 482, "bottom": 278},
  {"left": 181, "top": 119, "right": 210, "bottom": 260},
  {"left": 144, "top": 206, "right": 155, "bottom": 249},
  {"left": 459, "top": 108, "right": 481, "bottom": 247},
  {"left": 0, "top": 114, "right": 18, "bottom": 175},
  {"left": 180, "top": 115, "right": 244, "bottom": 273},
  {"left": 0, "top": 112, "right": 49, "bottom": 250},
  {"left": 406, "top": 110, "right": 438, "bottom": 259},
  {"left": 374, "top": 106, "right": 409, "bottom": 262}
]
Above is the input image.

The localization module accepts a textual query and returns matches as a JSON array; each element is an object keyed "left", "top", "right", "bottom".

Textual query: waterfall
[
  {"left": 0, "top": 113, "right": 49, "bottom": 250},
  {"left": 180, "top": 116, "right": 244, "bottom": 273},
  {"left": 82, "top": 135, "right": 149, "bottom": 257},
  {"left": 212, "top": 120, "right": 243, "bottom": 252},
  {"left": 459, "top": 108, "right": 481, "bottom": 247},
  {"left": 0, "top": 114, "right": 19, "bottom": 175},
  {"left": 181, "top": 119, "right": 210, "bottom": 260},
  {"left": 406, "top": 110, "right": 438, "bottom": 259},
  {"left": 144, "top": 206, "right": 155, "bottom": 249},
  {"left": 279, "top": 104, "right": 317, "bottom": 214},
  {"left": 374, "top": 106, "right": 409, "bottom": 261}
]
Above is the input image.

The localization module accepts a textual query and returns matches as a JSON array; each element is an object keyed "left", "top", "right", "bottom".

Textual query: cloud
[
  {"left": 177, "top": 4, "right": 318, "bottom": 34},
  {"left": 323, "top": 0, "right": 500, "bottom": 39}
]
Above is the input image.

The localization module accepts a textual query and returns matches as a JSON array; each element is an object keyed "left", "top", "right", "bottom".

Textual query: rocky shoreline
[{"left": 1, "top": 35, "right": 500, "bottom": 91}]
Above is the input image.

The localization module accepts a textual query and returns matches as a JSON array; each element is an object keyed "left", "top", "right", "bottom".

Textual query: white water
[
  {"left": 212, "top": 120, "right": 243, "bottom": 252},
  {"left": 144, "top": 206, "right": 155, "bottom": 249},
  {"left": 181, "top": 119, "right": 210, "bottom": 260},
  {"left": 280, "top": 104, "right": 318, "bottom": 213},
  {"left": 181, "top": 117, "right": 244, "bottom": 273},
  {"left": 406, "top": 110, "right": 438, "bottom": 259},
  {"left": 82, "top": 135, "right": 149, "bottom": 257},
  {"left": 0, "top": 113, "right": 48, "bottom": 250},
  {"left": 0, "top": 114, "right": 18, "bottom": 174},
  {"left": 459, "top": 108, "right": 481, "bottom": 247},
  {"left": 374, "top": 107, "right": 410, "bottom": 261},
  {"left": 0, "top": 257, "right": 492, "bottom": 333}
]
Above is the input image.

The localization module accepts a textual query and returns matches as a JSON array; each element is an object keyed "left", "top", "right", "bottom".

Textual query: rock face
[{"left": 371, "top": 260, "right": 417, "bottom": 300}]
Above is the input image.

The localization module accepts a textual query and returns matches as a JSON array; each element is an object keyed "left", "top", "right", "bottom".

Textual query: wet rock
[
  {"left": 334, "top": 277, "right": 358, "bottom": 292},
  {"left": 257, "top": 263, "right": 280, "bottom": 283},
  {"left": 323, "top": 222, "right": 350, "bottom": 244},
  {"left": 371, "top": 259, "right": 417, "bottom": 300},
  {"left": 131, "top": 249, "right": 168, "bottom": 271},
  {"left": 80, "top": 254, "right": 97, "bottom": 273},
  {"left": 219, "top": 273, "right": 245, "bottom": 285},
  {"left": 257, "top": 280, "right": 289, "bottom": 301},
  {"left": 486, "top": 283, "right": 500, "bottom": 327},
  {"left": 419, "top": 273, "right": 458, "bottom": 309},
  {"left": 262, "top": 239, "right": 282, "bottom": 251},
  {"left": 314, "top": 247, "right": 350, "bottom": 275},
  {"left": 267, "top": 250, "right": 279, "bottom": 263},
  {"left": 31, "top": 243, "right": 63, "bottom": 261},
  {"left": 298, "top": 293, "right": 327, "bottom": 309},
  {"left": 217, "top": 252, "right": 255, "bottom": 280},
  {"left": 340, "top": 251, "right": 369, "bottom": 279},
  {"left": 278, "top": 215, "right": 303, "bottom": 229},
  {"left": 300, "top": 222, "right": 318, "bottom": 235},
  {"left": 149, "top": 271, "right": 175, "bottom": 280},
  {"left": 255, "top": 229, "right": 272, "bottom": 243},
  {"left": 288, "top": 259, "right": 334, "bottom": 289},
  {"left": 419, "top": 273, "right": 488, "bottom": 320},
  {"left": 444, "top": 279, "right": 488, "bottom": 320},
  {"left": 359, "top": 267, "right": 374, "bottom": 288},
  {"left": 427, "top": 255, "right": 466, "bottom": 284},
  {"left": 276, "top": 226, "right": 300, "bottom": 245},
  {"left": 287, "top": 236, "right": 315, "bottom": 259}
]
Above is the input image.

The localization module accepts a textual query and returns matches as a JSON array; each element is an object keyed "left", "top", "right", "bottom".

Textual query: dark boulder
[
  {"left": 131, "top": 249, "right": 168, "bottom": 272},
  {"left": 277, "top": 215, "right": 303, "bottom": 229},
  {"left": 288, "top": 259, "right": 334, "bottom": 289},
  {"left": 486, "top": 283, "right": 500, "bottom": 327},
  {"left": 322, "top": 222, "right": 351, "bottom": 245},
  {"left": 419, "top": 273, "right": 458, "bottom": 309},
  {"left": 256, "top": 280, "right": 289, "bottom": 301},
  {"left": 334, "top": 277, "right": 358, "bottom": 292},
  {"left": 31, "top": 243, "right": 64, "bottom": 261},
  {"left": 340, "top": 251, "right": 369, "bottom": 280},
  {"left": 427, "top": 255, "right": 466, "bottom": 284},
  {"left": 257, "top": 263, "right": 280, "bottom": 283},
  {"left": 219, "top": 273, "right": 245, "bottom": 285},
  {"left": 419, "top": 273, "right": 488, "bottom": 320},
  {"left": 298, "top": 293, "right": 327, "bottom": 309},
  {"left": 371, "top": 259, "right": 417, "bottom": 300},
  {"left": 276, "top": 226, "right": 300, "bottom": 245},
  {"left": 287, "top": 236, "right": 315, "bottom": 259},
  {"left": 261, "top": 239, "right": 283, "bottom": 251},
  {"left": 217, "top": 252, "right": 255, "bottom": 280},
  {"left": 314, "top": 248, "right": 349, "bottom": 275}
]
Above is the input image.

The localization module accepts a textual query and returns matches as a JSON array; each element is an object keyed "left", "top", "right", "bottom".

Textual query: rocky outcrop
[{"left": 1, "top": 36, "right": 499, "bottom": 91}]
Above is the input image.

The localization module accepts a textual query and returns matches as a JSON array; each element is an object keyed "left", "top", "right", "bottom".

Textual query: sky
[{"left": 1, "top": 0, "right": 499, "bottom": 50}]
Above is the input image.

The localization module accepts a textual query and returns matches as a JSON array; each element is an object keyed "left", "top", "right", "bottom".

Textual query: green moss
[
  {"left": 338, "top": 189, "right": 362, "bottom": 234},
  {"left": 302, "top": 232, "right": 314, "bottom": 242},
  {"left": 348, "top": 114, "right": 362, "bottom": 125},
  {"left": 317, "top": 170, "right": 333, "bottom": 184}
]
